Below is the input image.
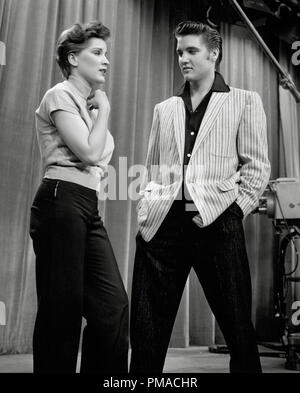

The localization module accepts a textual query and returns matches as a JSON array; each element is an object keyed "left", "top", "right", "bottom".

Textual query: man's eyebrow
[{"left": 176, "top": 46, "right": 199, "bottom": 52}]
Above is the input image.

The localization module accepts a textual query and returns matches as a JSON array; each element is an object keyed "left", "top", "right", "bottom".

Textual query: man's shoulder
[
  {"left": 155, "top": 96, "right": 181, "bottom": 110},
  {"left": 229, "top": 86, "right": 260, "bottom": 99}
]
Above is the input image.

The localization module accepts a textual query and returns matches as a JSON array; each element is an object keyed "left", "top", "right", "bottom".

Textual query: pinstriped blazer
[{"left": 137, "top": 87, "right": 271, "bottom": 242}]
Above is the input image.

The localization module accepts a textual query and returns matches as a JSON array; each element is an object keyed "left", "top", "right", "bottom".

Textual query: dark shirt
[
  {"left": 178, "top": 71, "right": 230, "bottom": 167},
  {"left": 175, "top": 72, "right": 230, "bottom": 208}
]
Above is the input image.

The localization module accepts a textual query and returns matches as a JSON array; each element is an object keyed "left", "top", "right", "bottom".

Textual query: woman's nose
[{"left": 102, "top": 55, "right": 109, "bottom": 65}]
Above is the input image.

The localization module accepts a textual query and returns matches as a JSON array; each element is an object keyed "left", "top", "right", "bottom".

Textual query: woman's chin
[
  {"left": 96, "top": 76, "right": 106, "bottom": 84},
  {"left": 87, "top": 76, "right": 105, "bottom": 87}
]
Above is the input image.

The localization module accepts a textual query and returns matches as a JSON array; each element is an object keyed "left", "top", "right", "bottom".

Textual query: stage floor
[{"left": 0, "top": 346, "right": 299, "bottom": 373}]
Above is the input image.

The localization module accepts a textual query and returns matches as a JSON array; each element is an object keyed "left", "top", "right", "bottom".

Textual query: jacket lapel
[
  {"left": 192, "top": 92, "right": 230, "bottom": 156},
  {"left": 173, "top": 98, "right": 185, "bottom": 166}
]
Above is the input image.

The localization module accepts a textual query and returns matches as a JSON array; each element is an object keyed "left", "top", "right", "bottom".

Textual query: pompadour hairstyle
[
  {"left": 56, "top": 21, "right": 110, "bottom": 78},
  {"left": 174, "top": 21, "right": 222, "bottom": 65}
]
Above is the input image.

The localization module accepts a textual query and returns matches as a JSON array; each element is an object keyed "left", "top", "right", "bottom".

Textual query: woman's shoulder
[
  {"left": 36, "top": 81, "right": 80, "bottom": 120},
  {"left": 42, "top": 81, "right": 75, "bottom": 103}
]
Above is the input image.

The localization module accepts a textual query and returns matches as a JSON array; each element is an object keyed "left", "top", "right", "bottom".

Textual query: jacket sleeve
[
  {"left": 235, "top": 91, "right": 271, "bottom": 217},
  {"left": 139, "top": 104, "right": 161, "bottom": 195}
]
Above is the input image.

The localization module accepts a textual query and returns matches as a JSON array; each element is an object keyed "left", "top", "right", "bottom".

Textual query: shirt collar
[
  {"left": 212, "top": 71, "right": 230, "bottom": 92},
  {"left": 178, "top": 71, "right": 230, "bottom": 99},
  {"left": 67, "top": 75, "right": 92, "bottom": 100}
]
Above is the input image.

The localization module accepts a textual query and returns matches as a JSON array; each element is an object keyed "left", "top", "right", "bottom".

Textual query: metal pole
[{"left": 229, "top": 0, "right": 300, "bottom": 103}]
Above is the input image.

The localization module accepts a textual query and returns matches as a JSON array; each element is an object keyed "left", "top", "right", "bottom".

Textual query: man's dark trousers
[{"left": 130, "top": 201, "right": 262, "bottom": 373}]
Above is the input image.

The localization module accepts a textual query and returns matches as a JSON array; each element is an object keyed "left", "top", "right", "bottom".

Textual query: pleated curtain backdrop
[
  {"left": 0, "top": 0, "right": 178, "bottom": 353},
  {"left": 0, "top": 0, "right": 298, "bottom": 353},
  {"left": 279, "top": 42, "right": 300, "bottom": 179}
]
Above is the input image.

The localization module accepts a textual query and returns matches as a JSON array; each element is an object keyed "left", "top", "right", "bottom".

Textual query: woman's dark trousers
[{"left": 30, "top": 179, "right": 129, "bottom": 373}]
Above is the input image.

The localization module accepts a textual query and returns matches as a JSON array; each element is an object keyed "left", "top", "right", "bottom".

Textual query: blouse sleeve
[{"left": 42, "top": 88, "right": 80, "bottom": 125}]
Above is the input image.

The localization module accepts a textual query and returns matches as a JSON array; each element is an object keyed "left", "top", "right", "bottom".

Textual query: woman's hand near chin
[{"left": 87, "top": 89, "right": 110, "bottom": 114}]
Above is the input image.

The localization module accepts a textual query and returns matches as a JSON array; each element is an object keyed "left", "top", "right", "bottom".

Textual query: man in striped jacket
[{"left": 130, "top": 21, "right": 271, "bottom": 373}]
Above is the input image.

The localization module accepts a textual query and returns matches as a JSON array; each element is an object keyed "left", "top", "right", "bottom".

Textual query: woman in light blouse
[{"left": 30, "top": 21, "right": 128, "bottom": 373}]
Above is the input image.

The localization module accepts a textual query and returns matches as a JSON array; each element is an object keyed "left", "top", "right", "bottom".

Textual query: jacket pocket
[
  {"left": 217, "top": 177, "right": 239, "bottom": 192},
  {"left": 136, "top": 198, "right": 149, "bottom": 221}
]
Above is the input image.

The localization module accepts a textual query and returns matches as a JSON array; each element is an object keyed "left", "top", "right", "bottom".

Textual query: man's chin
[
  {"left": 182, "top": 72, "right": 197, "bottom": 81},
  {"left": 183, "top": 75, "right": 194, "bottom": 82}
]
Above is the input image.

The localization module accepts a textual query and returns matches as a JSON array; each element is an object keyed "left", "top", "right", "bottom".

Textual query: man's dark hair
[
  {"left": 174, "top": 21, "right": 222, "bottom": 65},
  {"left": 56, "top": 21, "right": 110, "bottom": 78}
]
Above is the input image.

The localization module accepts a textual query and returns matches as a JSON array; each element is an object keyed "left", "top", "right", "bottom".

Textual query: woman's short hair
[
  {"left": 56, "top": 21, "right": 110, "bottom": 78},
  {"left": 174, "top": 21, "right": 222, "bottom": 65}
]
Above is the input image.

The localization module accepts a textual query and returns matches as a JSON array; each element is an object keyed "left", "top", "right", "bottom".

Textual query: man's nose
[{"left": 180, "top": 53, "right": 189, "bottom": 64}]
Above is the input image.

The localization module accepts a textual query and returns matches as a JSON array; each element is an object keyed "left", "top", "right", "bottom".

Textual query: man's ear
[
  {"left": 210, "top": 48, "right": 219, "bottom": 63},
  {"left": 67, "top": 53, "right": 78, "bottom": 67}
]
